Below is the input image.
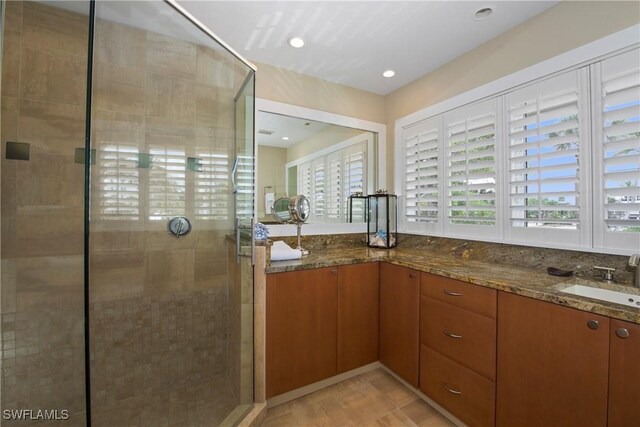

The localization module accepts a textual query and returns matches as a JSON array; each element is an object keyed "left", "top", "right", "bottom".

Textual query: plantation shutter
[
  {"left": 594, "top": 48, "right": 640, "bottom": 250},
  {"left": 326, "top": 152, "right": 343, "bottom": 221},
  {"left": 506, "top": 70, "right": 586, "bottom": 247},
  {"left": 403, "top": 117, "right": 441, "bottom": 232},
  {"left": 195, "top": 153, "right": 229, "bottom": 220},
  {"left": 97, "top": 144, "right": 140, "bottom": 220},
  {"left": 236, "top": 154, "right": 254, "bottom": 217},
  {"left": 444, "top": 98, "right": 500, "bottom": 237},
  {"left": 148, "top": 147, "right": 186, "bottom": 220},
  {"left": 342, "top": 142, "right": 366, "bottom": 214},
  {"left": 313, "top": 158, "right": 326, "bottom": 220},
  {"left": 297, "top": 161, "right": 312, "bottom": 200}
]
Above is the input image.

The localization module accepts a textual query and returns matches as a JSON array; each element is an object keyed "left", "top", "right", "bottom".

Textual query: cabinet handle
[
  {"left": 443, "top": 383, "right": 462, "bottom": 395},
  {"left": 587, "top": 320, "right": 599, "bottom": 330},
  {"left": 409, "top": 272, "right": 417, "bottom": 279},
  {"left": 443, "top": 289, "right": 463, "bottom": 297},
  {"left": 615, "top": 328, "right": 630, "bottom": 339},
  {"left": 330, "top": 268, "right": 338, "bottom": 274},
  {"left": 443, "top": 330, "right": 463, "bottom": 339}
]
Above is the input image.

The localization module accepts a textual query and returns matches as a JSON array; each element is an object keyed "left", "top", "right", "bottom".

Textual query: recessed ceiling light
[
  {"left": 288, "top": 37, "right": 305, "bottom": 48},
  {"left": 282, "top": 137, "right": 290, "bottom": 141},
  {"left": 474, "top": 7, "right": 493, "bottom": 20},
  {"left": 383, "top": 70, "right": 395, "bottom": 78}
]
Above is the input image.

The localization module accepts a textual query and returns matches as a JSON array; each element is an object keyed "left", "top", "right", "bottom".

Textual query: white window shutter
[
  {"left": 402, "top": 116, "right": 443, "bottom": 234},
  {"left": 195, "top": 153, "right": 229, "bottom": 220},
  {"left": 97, "top": 144, "right": 140, "bottom": 221},
  {"left": 444, "top": 98, "right": 501, "bottom": 239},
  {"left": 342, "top": 142, "right": 366, "bottom": 215},
  {"left": 593, "top": 48, "right": 640, "bottom": 251},
  {"left": 313, "top": 158, "right": 326, "bottom": 220},
  {"left": 505, "top": 69, "right": 590, "bottom": 247},
  {"left": 148, "top": 147, "right": 186, "bottom": 220},
  {"left": 326, "top": 152, "right": 343, "bottom": 221}
]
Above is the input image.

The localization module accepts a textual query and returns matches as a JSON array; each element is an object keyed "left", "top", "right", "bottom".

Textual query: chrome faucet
[{"left": 629, "top": 254, "right": 640, "bottom": 288}]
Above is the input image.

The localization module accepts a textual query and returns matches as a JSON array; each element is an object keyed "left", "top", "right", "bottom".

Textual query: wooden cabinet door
[
  {"left": 337, "top": 262, "right": 380, "bottom": 373},
  {"left": 497, "top": 292, "right": 609, "bottom": 427},
  {"left": 379, "top": 262, "right": 420, "bottom": 387},
  {"left": 609, "top": 319, "right": 640, "bottom": 427},
  {"left": 266, "top": 267, "right": 338, "bottom": 398}
]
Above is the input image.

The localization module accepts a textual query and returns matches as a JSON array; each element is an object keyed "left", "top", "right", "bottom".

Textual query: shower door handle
[{"left": 231, "top": 157, "right": 239, "bottom": 194}]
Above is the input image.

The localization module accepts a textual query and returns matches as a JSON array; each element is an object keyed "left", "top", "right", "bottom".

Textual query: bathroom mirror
[{"left": 257, "top": 108, "right": 380, "bottom": 225}]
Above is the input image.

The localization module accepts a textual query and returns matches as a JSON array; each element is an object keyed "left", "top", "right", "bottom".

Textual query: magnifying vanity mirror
[{"left": 272, "top": 194, "right": 311, "bottom": 255}]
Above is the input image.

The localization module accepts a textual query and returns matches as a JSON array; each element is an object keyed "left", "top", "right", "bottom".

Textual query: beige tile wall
[
  {"left": 1, "top": 1, "right": 254, "bottom": 425},
  {"left": 1, "top": 2, "right": 88, "bottom": 424}
]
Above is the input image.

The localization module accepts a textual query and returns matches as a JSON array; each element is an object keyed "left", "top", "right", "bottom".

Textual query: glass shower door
[
  {"left": 229, "top": 72, "right": 256, "bottom": 418},
  {"left": 88, "top": 1, "right": 255, "bottom": 425}
]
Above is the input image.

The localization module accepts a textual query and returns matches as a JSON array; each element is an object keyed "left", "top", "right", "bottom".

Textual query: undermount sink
[{"left": 559, "top": 283, "right": 640, "bottom": 309}]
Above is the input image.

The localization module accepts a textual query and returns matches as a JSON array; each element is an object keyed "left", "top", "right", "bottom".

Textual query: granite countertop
[{"left": 266, "top": 246, "right": 640, "bottom": 325}]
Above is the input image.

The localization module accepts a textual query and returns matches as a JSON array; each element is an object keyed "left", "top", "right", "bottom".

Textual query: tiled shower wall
[
  {"left": 1, "top": 2, "right": 250, "bottom": 424},
  {"left": 1, "top": 2, "right": 88, "bottom": 423}
]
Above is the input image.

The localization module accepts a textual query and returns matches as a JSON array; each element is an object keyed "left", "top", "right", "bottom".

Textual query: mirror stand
[{"left": 295, "top": 223, "right": 309, "bottom": 256}]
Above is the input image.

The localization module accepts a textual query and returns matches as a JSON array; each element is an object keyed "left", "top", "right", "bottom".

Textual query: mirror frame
[{"left": 255, "top": 98, "right": 387, "bottom": 236}]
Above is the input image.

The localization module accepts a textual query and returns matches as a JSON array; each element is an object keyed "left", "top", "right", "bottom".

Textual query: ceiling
[
  {"left": 180, "top": 1, "right": 558, "bottom": 95},
  {"left": 257, "top": 112, "right": 330, "bottom": 148}
]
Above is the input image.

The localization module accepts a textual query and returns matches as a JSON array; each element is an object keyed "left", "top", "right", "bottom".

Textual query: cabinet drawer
[
  {"left": 421, "top": 272, "right": 496, "bottom": 319},
  {"left": 420, "top": 345, "right": 495, "bottom": 427},
  {"left": 421, "top": 296, "right": 496, "bottom": 380}
]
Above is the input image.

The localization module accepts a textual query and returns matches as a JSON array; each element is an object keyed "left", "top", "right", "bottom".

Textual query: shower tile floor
[
  {"left": 91, "top": 374, "right": 237, "bottom": 427},
  {"left": 262, "top": 368, "right": 455, "bottom": 426}
]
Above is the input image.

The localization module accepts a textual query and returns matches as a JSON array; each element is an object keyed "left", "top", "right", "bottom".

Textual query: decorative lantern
[
  {"left": 347, "top": 192, "right": 368, "bottom": 223},
  {"left": 367, "top": 192, "right": 397, "bottom": 248}
]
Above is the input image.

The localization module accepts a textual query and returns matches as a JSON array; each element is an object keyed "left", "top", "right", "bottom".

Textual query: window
[
  {"left": 402, "top": 117, "right": 441, "bottom": 233},
  {"left": 506, "top": 70, "right": 589, "bottom": 246},
  {"left": 97, "top": 144, "right": 140, "bottom": 220},
  {"left": 148, "top": 147, "right": 186, "bottom": 220},
  {"left": 397, "top": 46, "right": 639, "bottom": 253},
  {"left": 593, "top": 49, "right": 640, "bottom": 251},
  {"left": 295, "top": 141, "right": 367, "bottom": 222},
  {"left": 444, "top": 99, "right": 500, "bottom": 238},
  {"left": 195, "top": 153, "right": 229, "bottom": 220}
]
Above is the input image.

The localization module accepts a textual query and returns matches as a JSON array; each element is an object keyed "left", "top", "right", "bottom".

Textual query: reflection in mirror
[{"left": 257, "top": 111, "right": 376, "bottom": 224}]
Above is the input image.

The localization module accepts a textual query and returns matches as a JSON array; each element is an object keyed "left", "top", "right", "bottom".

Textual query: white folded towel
[{"left": 270, "top": 240, "right": 302, "bottom": 261}]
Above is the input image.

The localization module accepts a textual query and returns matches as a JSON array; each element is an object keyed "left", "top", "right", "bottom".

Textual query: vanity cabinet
[
  {"left": 266, "top": 267, "right": 338, "bottom": 398},
  {"left": 609, "top": 319, "right": 640, "bottom": 427},
  {"left": 420, "top": 273, "right": 496, "bottom": 427},
  {"left": 337, "top": 262, "right": 380, "bottom": 373},
  {"left": 497, "top": 291, "right": 609, "bottom": 427},
  {"left": 266, "top": 262, "right": 380, "bottom": 397},
  {"left": 379, "top": 263, "right": 420, "bottom": 387}
]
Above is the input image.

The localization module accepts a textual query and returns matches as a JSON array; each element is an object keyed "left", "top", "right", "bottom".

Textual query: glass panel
[
  {"left": 1, "top": 0, "right": 90, "bottom": 424},
  {"left": 89, "top": 1, "right": 254, "bottom": 425}
]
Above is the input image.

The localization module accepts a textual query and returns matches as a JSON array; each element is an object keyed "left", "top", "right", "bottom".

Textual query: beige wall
[
  {"left": 257, "top": 145, "right": 287, "bottom": 219},
  {"left": 255, "top": 61, "right": 386, "bottom": 124},
  {"left": 383, "top": 1, "right": 640, "bottom": 189},
  {"left": 286, "top": 127, "right": 369, "bottom": 162}
]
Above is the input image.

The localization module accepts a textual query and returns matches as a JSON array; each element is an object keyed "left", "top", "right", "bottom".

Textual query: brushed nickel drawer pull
[
  {"left": 443, "top": 330, "right": 463, "bottom": 339},
  {"left": 615, "top": 328, "right": 630, "bottom": 339},
  {"left": 443, "top": 289, "right": 462, "bottom": 297},
  {"left": 409, "top": 272, "right": 417, "bottom": 279},
  {"left": 443, "top": 383, "right": 462, "bottom": 395}
]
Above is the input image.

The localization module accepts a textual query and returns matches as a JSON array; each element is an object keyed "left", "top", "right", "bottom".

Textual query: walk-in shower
[{"left": 0, "top": 1, "right": 255, "bottom": 425}]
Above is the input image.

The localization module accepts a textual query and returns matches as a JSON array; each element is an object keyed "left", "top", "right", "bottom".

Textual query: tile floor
[{"left": 262, "top": 368, "right": 456, "bottom": 426}]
